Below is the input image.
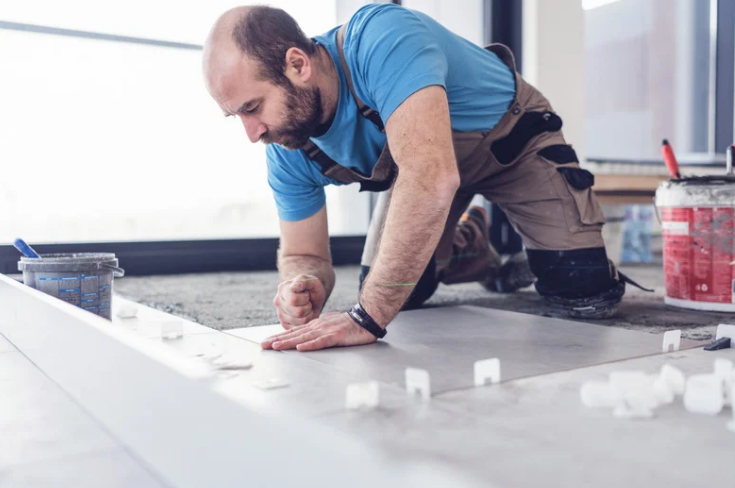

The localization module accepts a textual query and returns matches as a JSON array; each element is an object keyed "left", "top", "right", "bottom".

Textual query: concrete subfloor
[{"left": 115, "top": 264, "right": 733, "bottom": 341}]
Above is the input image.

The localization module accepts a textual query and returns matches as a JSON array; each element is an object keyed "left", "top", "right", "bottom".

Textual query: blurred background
[{"left": 1, "top": 0, "right": 733, "bottom": 270}]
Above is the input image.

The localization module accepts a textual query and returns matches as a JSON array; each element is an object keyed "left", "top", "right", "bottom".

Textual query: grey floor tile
[
  {"left": 0, "top": 353, "right": 118, "bottom": 467},
  {"left": 0, "top": 334, "right": 15, "bottom": 353},
  {"left": 154, "top": 331, "right": 411, "bottom": 417},
  {"left": 231, "top": 306, "right": 698, "bottom": 394},
  {"left": 0, "top": 448, "right": 165, "bottom": 488},
  {"left": 225, "top": 324, "right": 282, "bottom": 344},
  {"left": 318, "top": 348, "right": 735, "bottom": 488}
]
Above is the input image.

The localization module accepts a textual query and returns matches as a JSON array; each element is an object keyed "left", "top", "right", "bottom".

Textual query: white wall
[
  {"left": 582, "top": 0, "right": 713, "bottom": 161},
  {"left": 0, "top": 0, "right": 338, "bottom": 45},
  {"left": 0, "top": 1, "right": 375, "bottom": 244},
  {"left": 523, "top": 0, "right": 586, "bottom": 162},
  {"left": 402, "top": 0, "right": 484, "bottom": 45}
]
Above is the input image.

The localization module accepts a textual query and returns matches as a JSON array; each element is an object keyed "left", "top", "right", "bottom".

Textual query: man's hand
[
  {"left": 273, "top": 274, "right": 326, "bottom": 329},
  {"left": 261, "top": 312, "right": 377, "bottom": 351}
]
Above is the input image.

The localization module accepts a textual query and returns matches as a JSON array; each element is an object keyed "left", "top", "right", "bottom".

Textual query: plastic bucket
[
  {"left": 655, "top": 176, "right": 735, "bottom": 312},
  {"left": 18, "top": 253, "right": 125, "bottom": 320}
]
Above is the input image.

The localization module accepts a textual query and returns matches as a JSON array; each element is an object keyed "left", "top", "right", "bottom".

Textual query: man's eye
[{"left": 246, "top": 105, "right": 260, "bottom": 114}]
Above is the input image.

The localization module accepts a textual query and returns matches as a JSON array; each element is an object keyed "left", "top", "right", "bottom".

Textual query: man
[{"left": 203, "top": 3, "right": 630, "bottom": 352}]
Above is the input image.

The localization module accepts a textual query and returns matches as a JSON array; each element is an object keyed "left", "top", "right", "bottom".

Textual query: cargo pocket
[
  {"left": 539, "top": 145, "right": 606, "bottom": 232},
  {"left": 491, "top": 111, "right": 563, "bottom": 166}
]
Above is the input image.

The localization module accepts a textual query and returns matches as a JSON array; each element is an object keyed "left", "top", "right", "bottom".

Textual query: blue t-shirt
[{"left": 267, "top": 3, "right": 515, "bottom": 221}]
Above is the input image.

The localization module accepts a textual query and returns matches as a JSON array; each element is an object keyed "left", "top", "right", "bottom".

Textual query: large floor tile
[
  {"left": 230, "top": 306, "right": 697, "bottom": 394},
  {"left": 318, "top": 348, "right": 735, "bottom": 488},
  {"left": 0, "top": 353, "right": 118, "bottom": 467},
  {"left": 0, "top": 333, "right": 15, "bottom": 353},
  {"left": 155, "top": 331, "right": 411, "bottom": 417},
  {"left": 0, "top": 448, "right": 165, "bottom": 488}
]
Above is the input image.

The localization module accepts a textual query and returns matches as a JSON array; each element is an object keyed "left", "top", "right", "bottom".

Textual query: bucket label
[
  {"left": 663, "top": 207, "right": 735, "bottom": 304},
  {"left": 37, "top": 273, "right": 113, "bottom": 314}
]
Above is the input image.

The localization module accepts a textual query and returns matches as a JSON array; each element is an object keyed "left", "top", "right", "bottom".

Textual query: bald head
[
  {"left": 203, "top": 6, "right": 250, "bottom": 97},
  {"left": 202, "top": 6, "right": 329, "bottom": 149},
  {"left": 204, "top": 6, "right": 316, "bottom": 94}
]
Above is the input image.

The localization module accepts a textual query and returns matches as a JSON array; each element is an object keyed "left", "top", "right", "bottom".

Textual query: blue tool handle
[{"left": 13, "top": 238, "right": 41, "bottom": 258}]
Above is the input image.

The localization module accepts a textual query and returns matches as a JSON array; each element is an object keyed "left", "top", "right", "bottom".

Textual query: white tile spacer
[
  {"left": 405, "top": 368, "right": 431, "bottom": 401},
  {"left": 474, "top": 358, "right": 501, "bottom": 387},
  {"left": 212, "top": 354, "right": 253, "bottom": 371},
  {"left": 713, "top": 358, "right": 734, "bottom": 406},
  {"left": 684, "top": 374, "right": 724, "bottom": 415},
  {"left": 115, "top": 302, "right": 138, "bottom": 319},
  {"left": 651, "top": 376, "right": 675, "bottom": 405},
  {"left": 662, "top": 330, "right": 681, "bottom": 353},
  {"left": 160, "top": 320, "right": 183, "bottom": 340},
  {"left": 250, "top": 377, "right": 289, "bottom": 390},
  {"left": 660, "top": 364, "right": 686, "bottom": 396},
  {"left": 715, "top": 324, "right": 735, "bottom": 347},
  {"left": 613, "top": 402, "right": 655, "bottom": 419},
  {"left": 713, "top": 358, "right": 734, "bottom": 379},
  {"left": 613, "top": 392, "right": 655, "bottom": 419},
  {"left": 346, "top": 381, "right": 380, "bottom": 410}
]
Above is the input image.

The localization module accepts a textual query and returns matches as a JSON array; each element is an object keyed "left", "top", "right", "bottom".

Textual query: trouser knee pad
[{"left": 526, "top": 247, "right": 619, "bottom": 299}]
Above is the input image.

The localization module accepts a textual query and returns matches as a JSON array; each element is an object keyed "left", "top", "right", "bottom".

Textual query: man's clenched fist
[{"left": 273, "top": 274, "right": 326, "bottom": 329}]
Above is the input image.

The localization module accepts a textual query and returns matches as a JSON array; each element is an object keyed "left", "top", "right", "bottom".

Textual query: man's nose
[{"left": 238, "top": 114, "right": 267, "bottom": 143}]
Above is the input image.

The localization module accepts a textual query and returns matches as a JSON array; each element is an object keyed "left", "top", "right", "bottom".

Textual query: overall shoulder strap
[
  {"left": 299, "top": 23, "right": 385, "bottom": 174},
  {"left": 335, "top": 24, "right": 385, "bottom": 132},
  {"left": 484, "top": 43, "right": 517, "bottom": 73},
  {"left": 301, "top": 140, "right": 338, "bottom": 173}
]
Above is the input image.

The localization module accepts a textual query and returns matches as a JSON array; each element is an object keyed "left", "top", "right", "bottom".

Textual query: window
[
  {"left": 584, "top": 0, "right": 734, "bottom": 163},
  {"left": 0, "top": 1, "right": 370, "bottom": 245}
]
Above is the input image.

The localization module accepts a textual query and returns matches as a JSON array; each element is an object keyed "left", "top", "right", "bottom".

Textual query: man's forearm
[
  {"left": 277, "top": 252, "right": 336, "bottom": 302},
  {"left": 359, "top": 170, "right": 458, "bottom": 327}
]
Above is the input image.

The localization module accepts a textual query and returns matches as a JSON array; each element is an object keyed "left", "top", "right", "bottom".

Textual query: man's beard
[{"left": 261, "top": 82, "right": 323, "bottom": 150}]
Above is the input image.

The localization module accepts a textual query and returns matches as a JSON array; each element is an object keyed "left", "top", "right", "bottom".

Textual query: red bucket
[{"left": 656, "top": 177, "right": 735, "bottom": 312}]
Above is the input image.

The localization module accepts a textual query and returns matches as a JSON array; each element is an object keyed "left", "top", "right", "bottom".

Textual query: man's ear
[{"left": 284, "top": 47, "right": 313, "bottom": 84}]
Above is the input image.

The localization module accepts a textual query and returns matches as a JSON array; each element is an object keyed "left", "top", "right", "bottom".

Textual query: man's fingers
[
  {"left": 290, "top": 276, "right": 321, "bottom": 294},
  {"left": 289, "top": 275, "right": 317, "bottom": 293},
  {"left": 272, "top": 330, "right": 320, "bottom": 350},
  {"left": 289, "top": 280, "right": 307, "bottom": 293},
  {"left": 284, "top": 290, "right": 310, "bottom": 307},
  {"left": 276, "top": 309, "right": 311, "bottom": 329},
  {"left": 296, "top": 333, "right": 338, "bottom": 352},
  {"left": 261, "top": 325, "right": 309, "bottom": 348},
  {"left": 279, "top": 300, "right": 313, "bottom": 319}
]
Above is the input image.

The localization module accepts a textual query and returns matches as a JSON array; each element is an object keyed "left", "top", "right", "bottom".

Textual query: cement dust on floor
[{"left": 115, "top": 264, "right": 730, "bottom": 341}]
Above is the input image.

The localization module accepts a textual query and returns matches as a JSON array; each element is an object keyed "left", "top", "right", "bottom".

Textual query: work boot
[
  {"left": 460, "top": 204, "right": 503, "bottom": 272},
  {"left": 461, "top": 206, "right": 535, "bottom": 293},
  {"left": 480, "top": 251, "right": 537, "bottom": 293},
  {"left": 460, "top": 206, "right": 490, "bottom": 231}
]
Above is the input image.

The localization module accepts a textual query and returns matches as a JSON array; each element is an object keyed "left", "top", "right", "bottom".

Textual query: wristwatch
[{"left": 347, "top": 302, "right": 387, "bottom": 339}]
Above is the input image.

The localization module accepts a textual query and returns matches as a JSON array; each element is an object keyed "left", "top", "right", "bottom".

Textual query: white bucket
[{"left": 655, "top": 177, "right": 735, "bottom": 312}]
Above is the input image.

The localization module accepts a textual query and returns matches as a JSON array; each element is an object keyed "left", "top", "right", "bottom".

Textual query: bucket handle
[
  {"left": 652, "top": 196, "right": 662, "bottom": 225},
  {"left": 100, "top": 262, "right": 125, "bottom": 278}
]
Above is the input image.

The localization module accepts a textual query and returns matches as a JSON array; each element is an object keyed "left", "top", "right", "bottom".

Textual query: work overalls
[{"left": 301, "top": 25, "right": 619, "bottom": 308}]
